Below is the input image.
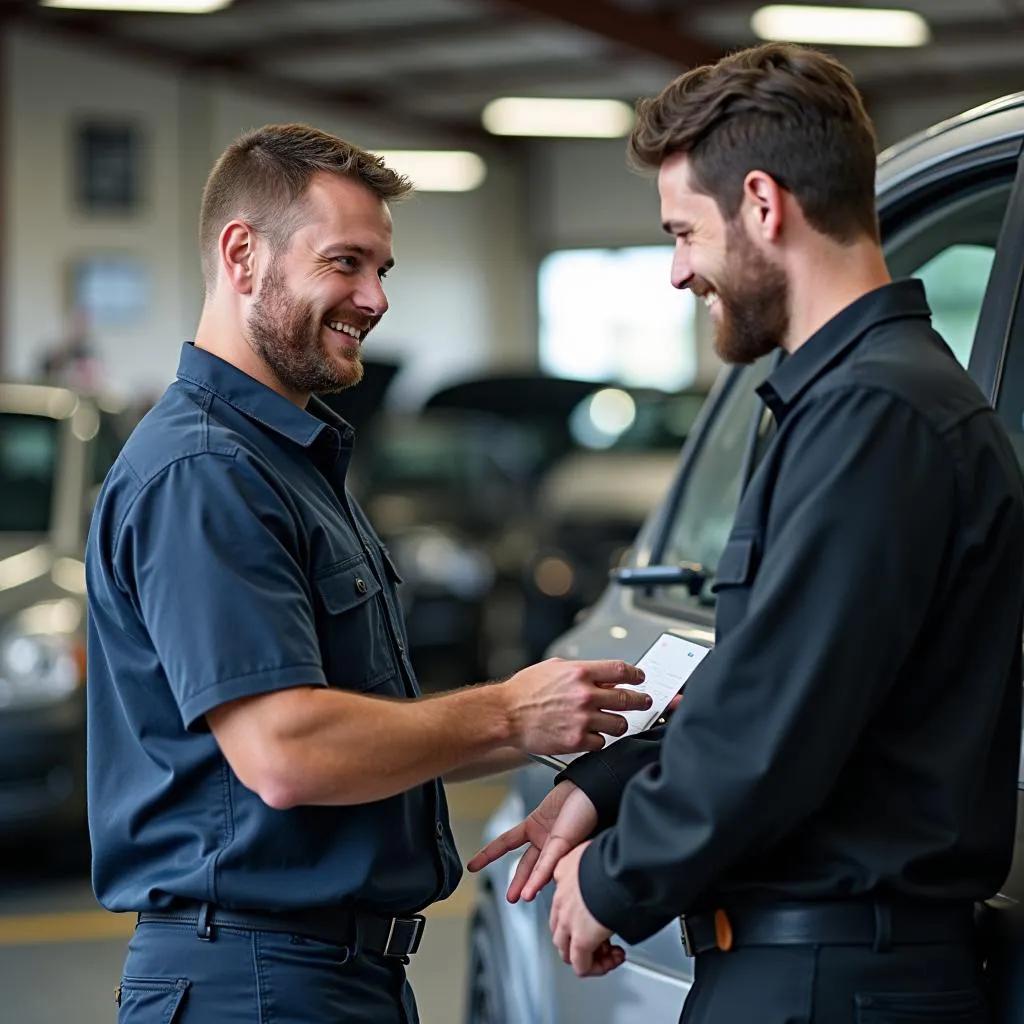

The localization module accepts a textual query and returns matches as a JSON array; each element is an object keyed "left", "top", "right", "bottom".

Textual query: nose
[
  {"left": 670, "top": 242, "right": 693, "bottom": 291},
  {"left": 355, "top": 272, "right": 389, "bottom": 317}
]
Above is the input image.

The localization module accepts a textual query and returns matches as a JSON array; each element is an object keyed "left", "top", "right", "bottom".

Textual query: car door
[{"left": 536, "top": 127, "right": 1024, "bottom": 1024}]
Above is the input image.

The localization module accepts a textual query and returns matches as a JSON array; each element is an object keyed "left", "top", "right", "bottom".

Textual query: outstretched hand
[{"left": 467, "top": 780, "right": 598, "bottom": 903}]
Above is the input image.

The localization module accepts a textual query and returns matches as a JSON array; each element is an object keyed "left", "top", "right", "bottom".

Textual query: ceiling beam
[
  {"left": 372, "top": 55, "right": 637, "bottom": 101},
  {"left": 195, "top": 14, "right": 526, "bottom": 67},
  {"left": 860, "top": 67, "right": 1024, "bottom": 109},
  {"left": 10, "top": 4, "right": 493, "bottom": 145},
  {"left": 497, "top": 0, "right": 723, "bottom": 68}
]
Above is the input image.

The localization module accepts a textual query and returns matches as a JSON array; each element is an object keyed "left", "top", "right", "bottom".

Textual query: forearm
[
  {"left": 444, "top": 746, "right": 528, "bottom": 783},
  {"left": 215, "top": 683, "right": 515, "bottom": 808}
]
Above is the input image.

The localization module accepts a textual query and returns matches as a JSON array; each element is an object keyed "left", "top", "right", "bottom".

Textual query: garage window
[{"left": 538, "top": 246, "right": 699, "bottom": 390}]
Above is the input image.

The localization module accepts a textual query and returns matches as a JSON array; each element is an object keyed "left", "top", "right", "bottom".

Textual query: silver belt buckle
[
  {"left": 679, "top": 915, "right": 696, "bottom": 957},
  {"left": 383, "top": 914, "right": 426, "bottom": 958}
]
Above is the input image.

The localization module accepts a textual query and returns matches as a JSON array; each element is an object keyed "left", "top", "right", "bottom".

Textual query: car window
[
  {"left": 0, "top": 413, "right": 59, "bottom": 533},
  {"left": 884, "top": 179, "right": 1012, "bottom": 369},
  {"left": 641, "top": 174, "right": 1015, "bottom": 618},
  {"left": 649, "top": 358, "right": 773, "bottom": 613}
]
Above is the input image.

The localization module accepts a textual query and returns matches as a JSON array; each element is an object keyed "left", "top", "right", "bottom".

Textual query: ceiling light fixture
[
  {"left": 751, "top": 5, "right": 930, "bottom": 47},
  {"left": 482, "top": 97, "right": 634, "bottom": 138},
  {"left": 41, "top": 0, "right": 234, "bottom": 12},
  {"left": 374, "top": 151, "right": 487, "bottom": 193}
]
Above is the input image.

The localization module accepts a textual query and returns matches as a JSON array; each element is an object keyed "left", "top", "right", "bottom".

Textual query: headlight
[{"left": 0, "top": 600, "right": 85, "bottom": 709}]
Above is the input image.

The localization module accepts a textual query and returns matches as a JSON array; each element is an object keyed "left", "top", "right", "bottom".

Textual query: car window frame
[{"left": 629, "top": 137, "right": 1024, "bottom": 628}]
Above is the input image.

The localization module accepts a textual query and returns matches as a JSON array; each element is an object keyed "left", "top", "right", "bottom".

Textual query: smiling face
[
  {"left": 245, "top": 172, "right": 394, "bottom": 396},
  {"left": 658, "top": 152, "right": 789, "bottom": 365}
]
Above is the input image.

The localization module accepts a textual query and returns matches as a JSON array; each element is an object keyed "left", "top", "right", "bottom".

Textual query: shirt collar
[
  {"left": 756, "top": 279, "right": 933, "bottom": 420},
  {"left": 175, "top": 342, "right": 351, "bottom": 447}
]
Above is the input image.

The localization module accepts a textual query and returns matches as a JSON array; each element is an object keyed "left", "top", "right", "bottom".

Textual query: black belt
[
  {"left": 136, "top": 902, "right": 426, "bottom": 959},
  {"left": 680, "top": 899, "right": 976, "bottom": 958}
]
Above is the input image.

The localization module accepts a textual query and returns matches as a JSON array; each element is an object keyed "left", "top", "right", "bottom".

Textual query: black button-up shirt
[
  {"left": 86, "top": 343, "right": 461, "bottom": 914},
  {"left": 566, "top": 280, "right": 1024, "bottom": 945}
]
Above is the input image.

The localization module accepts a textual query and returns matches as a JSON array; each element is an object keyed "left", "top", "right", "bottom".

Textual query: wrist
[{"left": 464, "top": 680, "right": 517, "bottom": 748}]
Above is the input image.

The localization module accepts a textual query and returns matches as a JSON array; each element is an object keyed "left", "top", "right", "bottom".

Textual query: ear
[
  {"left": 219, "top": 220, "right": 258, "bottom": 296},
  {"left": 740, "top": 170, "right": 785, "bottom": 243}
]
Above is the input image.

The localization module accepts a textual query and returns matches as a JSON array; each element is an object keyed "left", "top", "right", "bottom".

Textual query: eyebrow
[{"left": 327, "top": 244, "right": 395, "bottom": 271}]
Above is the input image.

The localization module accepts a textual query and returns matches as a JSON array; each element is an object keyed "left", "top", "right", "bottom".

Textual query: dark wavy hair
[{"left": 629, "top": 43, "right": 879, "bottom": 244}]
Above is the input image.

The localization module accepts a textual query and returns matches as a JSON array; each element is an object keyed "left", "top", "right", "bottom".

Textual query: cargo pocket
[
  {"left": 117, "top": 977, "right": 190, "bottom": 1024},
  {"left": 854, "top": 987, "right": 986, "bottom": 1023}
]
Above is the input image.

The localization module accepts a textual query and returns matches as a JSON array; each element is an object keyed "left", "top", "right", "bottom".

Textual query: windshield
[{"left": 0, "top": 413, "right": 59, "bottom": 532}]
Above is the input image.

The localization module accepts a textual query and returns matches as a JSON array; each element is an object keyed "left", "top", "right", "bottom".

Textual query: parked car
[
  {"left": 0, "top": 383, "right": 132, "bottom": 852},
  {"left": 346, "top": 374, "right": 634, "bottom": 685},
  {"left": 467, "top": 93, "right": 1024, "bottom": 1024},
  {"left": 519, "top": 387, "right": 708, "bottom": 665}
]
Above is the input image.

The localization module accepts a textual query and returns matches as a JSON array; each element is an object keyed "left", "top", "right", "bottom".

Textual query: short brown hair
[
  {"left": 629, "top": 43, "right": 879, "bottom": 243},
  {"left": 198, "top": 123, "right": 413, "bottom": 290}
]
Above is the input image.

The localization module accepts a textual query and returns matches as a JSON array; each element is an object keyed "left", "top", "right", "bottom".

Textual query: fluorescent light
[
  {"left": 482, "top": 97, "right": 634, "bottom": 138},
  {"left": 41, "top": 0, "right": 233, "bottom": 11},
  {"left": 374, "top": 151, "right": 487, "bottom": 193},
  {"left": 751, "top": 5, "right": 930, "bottom": 47}
]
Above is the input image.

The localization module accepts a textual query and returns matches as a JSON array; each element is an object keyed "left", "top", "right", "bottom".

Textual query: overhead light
[
  {"left": 374, "top": 151, "right": 486, "bottom": 193},
  {"left": 482, "top": 97, "right": 634, "bottom": 138},
  {"left": 40, "top": 0, "right": 234, "bottom": 12},
  {"left": 751, "top": 5, "right": 930, "bottom": 47}
]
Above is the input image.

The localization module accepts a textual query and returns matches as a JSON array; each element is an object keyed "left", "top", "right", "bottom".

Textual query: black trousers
[{"left": 679, "top": 940, "right": 988, "bottom": 1024}]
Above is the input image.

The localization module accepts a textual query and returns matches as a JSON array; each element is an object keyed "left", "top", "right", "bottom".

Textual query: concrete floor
[{"left": 0, "top": 778, "right": 509, "bottom": 1024}]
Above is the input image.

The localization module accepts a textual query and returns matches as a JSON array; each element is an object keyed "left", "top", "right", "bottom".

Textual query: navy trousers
[
  {"left": 680, "top": 940, "right": 989, "bottom": 1024},
  {"left": 116, "top": 919, "right": 419, "bottom": 1023}
]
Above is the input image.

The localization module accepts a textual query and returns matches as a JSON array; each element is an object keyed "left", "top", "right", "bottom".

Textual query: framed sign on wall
[
  {"left": 73, "top": 120, "right": 144, "bottom": 214},
  {"left": 68, "top": 252, "right": 150, "bottom": 328}
]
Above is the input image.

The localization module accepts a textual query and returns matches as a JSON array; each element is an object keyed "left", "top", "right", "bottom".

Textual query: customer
[
  {"left": 470, "top": 43, "right": 1024, "bottom": 1023},
  {"left": 85, "top": 123, "right": 650, "bottom": 1024}
]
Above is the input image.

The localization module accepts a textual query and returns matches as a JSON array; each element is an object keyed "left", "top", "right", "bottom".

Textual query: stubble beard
[
  {"left": 712, "top": 221, "right": 790, "bottom": 366},
  {"left": 246, "top": 260, "right": 364, "bottom": 397}
]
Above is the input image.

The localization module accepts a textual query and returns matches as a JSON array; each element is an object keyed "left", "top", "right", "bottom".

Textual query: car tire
[{"left": 465, "top": 896, "right": 509, "bottom": 1024}]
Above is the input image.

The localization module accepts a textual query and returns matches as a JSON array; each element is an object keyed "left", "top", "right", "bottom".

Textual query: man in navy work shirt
[
  {"left": 85, "top": 124, "right": 651, "bottom": 1024},
  {"left": 470, "top": 44, "right": 1024, "bottom": 1023}
]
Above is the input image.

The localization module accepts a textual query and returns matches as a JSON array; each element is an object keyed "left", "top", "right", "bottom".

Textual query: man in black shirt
[{"left": 470, "top": 43, "right": 1024, "bottom": 1023}]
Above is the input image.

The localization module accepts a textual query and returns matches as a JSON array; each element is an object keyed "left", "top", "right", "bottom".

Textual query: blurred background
[{"left": 0, "top": 0, "right": 1020, "bottom": 1020}]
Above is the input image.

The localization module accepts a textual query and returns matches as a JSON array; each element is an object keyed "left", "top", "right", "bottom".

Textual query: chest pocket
[
  {"left": 712, "top": 536, "right": 758, "bottom": 592},
  {"left": 710, "top": 535, "right": 759, "bottom": 632},
  {"left": 314, "top": 555, "right": 399, "bottom": 692}
]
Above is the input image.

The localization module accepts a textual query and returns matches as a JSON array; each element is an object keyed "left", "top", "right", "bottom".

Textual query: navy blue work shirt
[{"left": 85, "top": 343, "right": 461, "bottom": 914}]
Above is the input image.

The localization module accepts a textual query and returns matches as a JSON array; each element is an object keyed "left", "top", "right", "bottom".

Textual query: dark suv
[{"left": 467, "top": 92, "right": 1024, "bottom": 1024}]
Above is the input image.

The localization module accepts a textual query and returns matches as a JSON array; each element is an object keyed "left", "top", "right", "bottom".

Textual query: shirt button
[
  {"left": 355, "top": 578, "right": 368, "bottom": 594},
  {"left": 435, "top": 821, "right": 444, "bottom": 839},
  {"left": 397, "top": 640, "right": 406, "bottom": 654}
]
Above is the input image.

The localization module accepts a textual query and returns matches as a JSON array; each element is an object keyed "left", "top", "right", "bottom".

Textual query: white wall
[
  {"left": 3, "top": 27, "right": 535, "bottom": 407},
  {"left": 5, "top": 29, "right": 188, "bottom": 400}
]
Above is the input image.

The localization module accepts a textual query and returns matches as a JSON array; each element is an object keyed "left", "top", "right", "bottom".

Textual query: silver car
[
  {"left": 467, "top": 92, "right": 1024, "bottom": 1024},
  {"left": 0, "top": 383, "right": 131, "bottom": 849}
]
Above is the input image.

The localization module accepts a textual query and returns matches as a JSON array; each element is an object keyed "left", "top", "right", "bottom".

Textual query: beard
[
  {"left": 710, "top": 221, "right": 790, "bottom": 365},
  {"left": 246, "top": 260, "right": 364, "bottom": 397}
]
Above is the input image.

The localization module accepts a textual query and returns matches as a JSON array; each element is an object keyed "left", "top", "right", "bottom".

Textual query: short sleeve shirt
[{"left": 86, "top": 343, "right": 461, "bottom": 914}]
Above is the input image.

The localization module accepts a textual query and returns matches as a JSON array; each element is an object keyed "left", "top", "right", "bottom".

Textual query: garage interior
[{"left": 0, "top": 1, "right": 1022, "bottom": 1022}]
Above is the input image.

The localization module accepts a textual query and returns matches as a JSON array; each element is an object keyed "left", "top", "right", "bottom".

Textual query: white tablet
[{"left": 529, "top": 632, "right": 711, "bottom": 769}]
